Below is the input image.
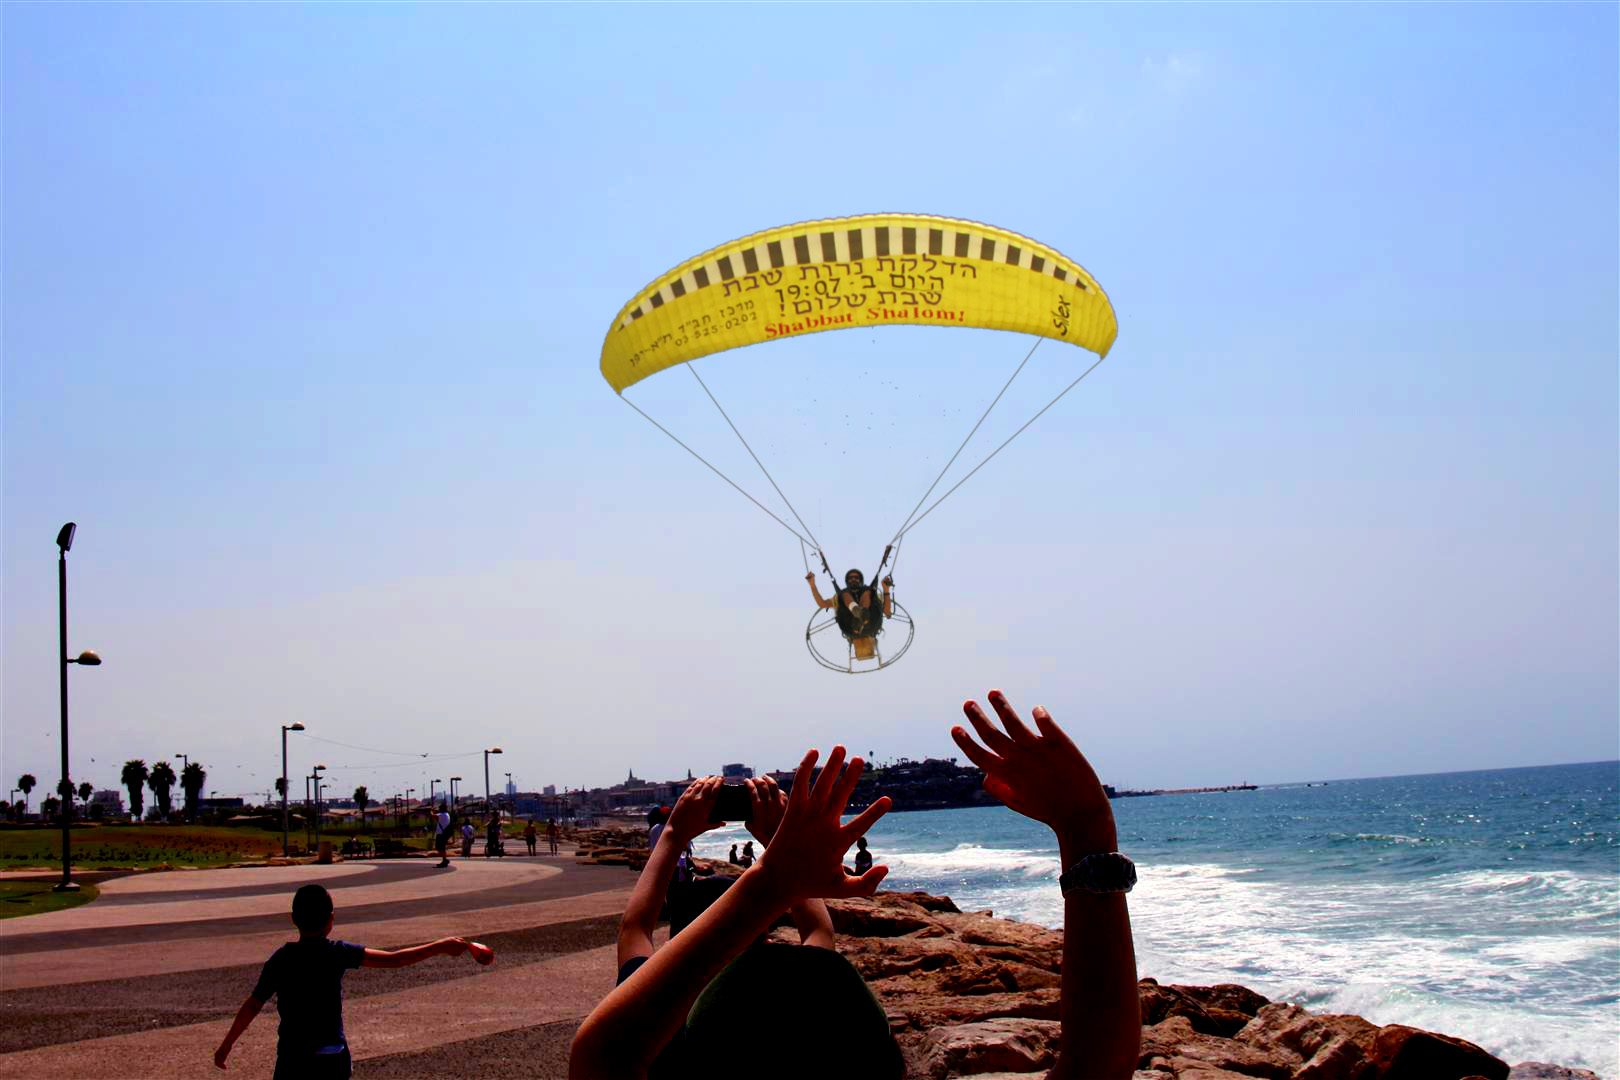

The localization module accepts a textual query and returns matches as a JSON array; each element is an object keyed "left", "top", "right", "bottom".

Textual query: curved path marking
[{"left": 0, "top": 852, "right": 647, "bottom": 1078}]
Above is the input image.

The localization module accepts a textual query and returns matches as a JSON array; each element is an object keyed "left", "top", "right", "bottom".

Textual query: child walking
[{"left": 213, "top": 883, "right": 483, "bottom": 1077}]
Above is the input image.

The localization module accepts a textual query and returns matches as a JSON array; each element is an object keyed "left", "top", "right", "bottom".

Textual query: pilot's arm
[
  {"left": 805, "top": 573, "right": 836, "bottom": 610},
  {"left": 882, "top": 576, "right": 894, "bottom": 616}
]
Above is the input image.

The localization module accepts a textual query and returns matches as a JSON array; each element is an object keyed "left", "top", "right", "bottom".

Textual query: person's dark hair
[
  {"left": 685, "top": 944, "right": 903, "bottom": 1078},
  {"left": 845, "top": 569, "right": 864, "bottom": 586},
  {"left": 856, "top": 836, "right": 869, "bottom": 849},
  {"left": 648, "top": 806, "right": 668, "bottom": 827},
  {"left": 291, "top": 884, "right": 334, "bottom": 934}
]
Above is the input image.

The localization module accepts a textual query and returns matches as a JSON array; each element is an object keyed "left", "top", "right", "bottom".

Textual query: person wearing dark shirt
[
  {"left": 213, "top": 883, "right": 482, "bottom": 1077},
  {"left": 853, "top": 835, "right": 874, "bottom": 875}
]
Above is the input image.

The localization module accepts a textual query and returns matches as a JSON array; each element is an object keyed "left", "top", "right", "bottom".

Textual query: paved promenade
[{"left": 0, "top": 852, "right": 638, "bottom": 1078}]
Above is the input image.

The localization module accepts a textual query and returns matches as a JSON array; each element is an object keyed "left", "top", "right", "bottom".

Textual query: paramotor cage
[{"left": 805, "top": 599, "right": 914, "bottom": 674}]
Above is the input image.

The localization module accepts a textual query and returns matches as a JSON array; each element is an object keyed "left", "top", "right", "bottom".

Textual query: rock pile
[{"left": 800, "top": 891, "right": 1594, "bottom": 1080}]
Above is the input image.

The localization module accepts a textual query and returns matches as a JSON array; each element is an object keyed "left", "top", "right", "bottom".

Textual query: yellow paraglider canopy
[{"left": 600, "top": 213, "right": 1116, "bottom": 393}]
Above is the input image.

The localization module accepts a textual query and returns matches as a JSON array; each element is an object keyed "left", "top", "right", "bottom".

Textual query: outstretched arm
[
  {"left": 746, "top": 774, "right": 836, "bottom": 949},
  {"left": 618, "top": 776, "right": 721, "bottom": 967},
  {"left": 882, "top": 575, "right": 894, "bottom": 616},
  {"left": 805, "top": 572, "right": 834, "bottom": 609},
  {"left": 213, "top": 995, "right": 264, "bottom": 1069},
  {"left": 572, "top": 747, "right": 891, "bottom": 1079},
  {"left": 953, "top": 691, "right": 1139, "bottom": 1080},
  {"left": 362, "top": 937, "right": 471, "bottom": 969}
]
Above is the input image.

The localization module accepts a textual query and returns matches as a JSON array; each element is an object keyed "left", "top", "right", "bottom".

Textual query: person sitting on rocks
[
  {"left": 853, "top": 835, "right": 873, "bottom": 876},
  {"left": 739, "top": 840, "right": 755, "bottom": 868},
  {"left": 728, "top": 843, "right": 740, "bottom": 865}
]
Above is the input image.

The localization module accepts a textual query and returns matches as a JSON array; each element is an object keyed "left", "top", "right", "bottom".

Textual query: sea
[{"left": 693, "top": 761, "right": 1619, "bottom": 1078}]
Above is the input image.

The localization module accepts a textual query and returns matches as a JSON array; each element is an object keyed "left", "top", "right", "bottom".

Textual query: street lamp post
[
  {"left": 176, "top": 753, "right": 189, "bottom": 771},
  {"left": 429, "top": 779, "right": 440, "bottom": 808},
  {"left": 306, "top": 765, "right": 326, "bottom": 850},
  {"left": 504, "top": 772, "right": 513, "bottom": 810},
  {"left": 55, "top": 523, "right": 101, "bottom": 893},
  {"left": 280, "top": 722, "right": 306, "bottom": 856},
  {"left": 450, "top": 776, "right": 462, "bottom": 810},
  {"left": 483, "top": 747, "right": 503, "bottom": 810}
]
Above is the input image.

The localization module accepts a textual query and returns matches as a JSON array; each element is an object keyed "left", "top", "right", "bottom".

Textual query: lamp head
[
  {"left": 72, "top": 650, "right": 101, "bottom": 666},
  {"left": 289, "top": 722, "right": 306, "bottom": 732},
  {"left": 56, "top": 523, "right": 76, "bottom": 552},
  {"left": 488, "top": 747, "right": 504, "bottom": 755}
]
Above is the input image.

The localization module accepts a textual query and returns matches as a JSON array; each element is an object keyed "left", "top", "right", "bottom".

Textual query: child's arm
[
  {"left": 571, "top": 747, "right": 890, "bottom": 1080},
  {"left": 213, "top": 995, "right": 264, "bottom": 1069},
  {"left": 744, "top": 775, "right": 836, "bottom": 949},
  {"left": 619, "top": 777, "right": 722, "bottom": 967},
  {"left": 788, "top": 897, "right": 836, "bottom": 949},
  {"left": 361, "top": 937, "right": 470, "bottom": 969}
]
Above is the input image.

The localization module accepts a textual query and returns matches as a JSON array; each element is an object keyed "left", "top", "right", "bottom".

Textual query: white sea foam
[{"left": 876, "top": 851, "right": 1619, "bottom": 1078}]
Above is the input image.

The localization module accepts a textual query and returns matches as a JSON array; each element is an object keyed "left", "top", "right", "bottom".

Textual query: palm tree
[
  {"left": 180, "top": 761, "right": 207, "bottom": 821},
  {"left": 148, "top": 761, "right": 177, "bottom": 820},
  {"left": 57, "top": 779, "right": 75, "bottom": 822},
  {"left": 41, "top": 795, "right": 61, "bottom": 819},
  {"left": 17, "top": 774, "right": 36, "bottom": 815},
  {"left": 77, "top": 781, "right": 94, "bottom": 817},
  {"left": 275, "top": 777, "right": 287, "bottom": 799},
  {"left": 121, "top": 760, "right": 149, "bottom": 821},
  {"left": 353, "top": 786, "right": 370, "bottom": 825}
]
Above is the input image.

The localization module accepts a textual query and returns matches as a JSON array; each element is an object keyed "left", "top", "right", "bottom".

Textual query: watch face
[{"left": 1063, "top": 853, "right": 1136, "bottom": 895}]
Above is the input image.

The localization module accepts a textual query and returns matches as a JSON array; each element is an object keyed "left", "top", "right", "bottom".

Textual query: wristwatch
[{"left": 1059, "top": 852, "right": 1137, "bottom": 896}]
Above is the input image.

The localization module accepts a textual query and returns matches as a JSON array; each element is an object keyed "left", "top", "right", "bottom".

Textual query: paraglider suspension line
[
  {"left": 619, "top": 394, "right": 815, "bottom": 547},
  {"left": 686, "top": 365, "right": 825, "bottom": 553},
  {"left": 889, "top": 338, "right": 1044, "bottom": 544},
  {"left": 895, "top": 351, "right": 1110, "bottom": 541}
]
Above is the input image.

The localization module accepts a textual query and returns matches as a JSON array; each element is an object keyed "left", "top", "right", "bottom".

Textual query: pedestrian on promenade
[
  {"left": 547, "top": 817, "right": 560, "bottom": 854},
  {"left": 524, "top": 818, "right": 538, "bottom": 856},
  {"left": 460, "top": 820, "right": 475, "bottom": 858},
  {"left": 485, "top": 811, "right": 503, "bottom": 858},
  {"left": 433, "top": 803, "right": 452, "bottom": 869},
  {"left": 213, "top": 883, "right": 481, "bottom": 1077}
]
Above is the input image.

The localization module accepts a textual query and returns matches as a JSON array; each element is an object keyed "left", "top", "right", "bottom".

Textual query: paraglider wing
[{"left": 600, "top": 213, "right": 1117, "bottom": 393}]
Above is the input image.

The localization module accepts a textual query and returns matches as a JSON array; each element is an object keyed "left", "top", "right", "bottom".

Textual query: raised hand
[
  {"left": 754, "top": 746, "right": 891, "bottom": 901},
  {"left": 665, "top": 776, "right": 723, "bottom": 845},
  {"left": 952, "top": 690, "right": 1117, "bottom": 854},
  {"left": 744, "top": 774, "right": 786, "bottom": 847}
]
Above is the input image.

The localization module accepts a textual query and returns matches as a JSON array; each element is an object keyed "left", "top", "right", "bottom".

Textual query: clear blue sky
[{"left": 4, "top": 4, "right": 1615, "bottom": 805}]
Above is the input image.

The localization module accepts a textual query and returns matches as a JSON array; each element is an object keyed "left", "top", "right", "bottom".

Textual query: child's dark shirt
[{"left": 252, "top": 937, "right": 366, "bottom": 1058}]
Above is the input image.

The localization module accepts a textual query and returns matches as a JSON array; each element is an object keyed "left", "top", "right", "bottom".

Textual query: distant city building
[
  {"left": 505, "top": 780, "right": 517, "bottom": 798},
  {"left": 543, "top": 785, "right": 556, "bottom": 797},
  {"left": 722, "top": 763, "right": 754, "bottom": 780},
  {"left": 91, "top": 790, "right": 125, "bottom": 817}
]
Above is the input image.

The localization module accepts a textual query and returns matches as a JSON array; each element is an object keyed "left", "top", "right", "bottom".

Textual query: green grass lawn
[
  {"left": 0, "top": 823, "right": 436, "bottom": 868},
  {"left": 0, "top": 824, "right": 289, "bottom": 869},
  {"left": 0, "top": 878, "right": 100, "bottom": 919}
]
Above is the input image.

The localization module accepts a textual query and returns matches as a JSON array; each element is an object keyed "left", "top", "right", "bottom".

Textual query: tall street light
[
  {"left": 306, "top": 765, "right": 326, "bottom": 850},
  {"left": 280, "top": 722, "right": 306, "bottom": 856},
  {"left": 176, "top": 753, "right": 189, "bottom": 771},
  {"left": 429, "top": 778, "right": 441, "bottom": 808},
  {"left": 504, "top": 771, "right": 513, "bottom": 810},
  {"left": 483, "top": 747, "right": 503, "bottom": 809},
  {"left": 55, "top": 523, "right": 101, "bottom": 893},
  {"left": 450, "top": 776, "right": 462, "bottom": 809}
]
